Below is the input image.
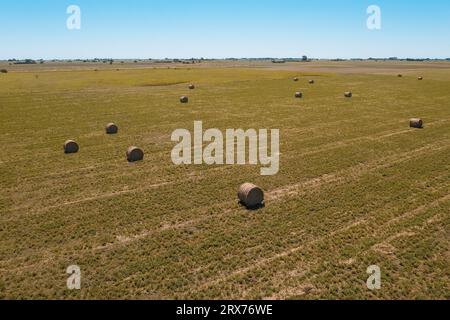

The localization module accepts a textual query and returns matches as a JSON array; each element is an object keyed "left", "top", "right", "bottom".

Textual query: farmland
[{"left": 0, "top": 60, "right": 449, "bottom": 299}]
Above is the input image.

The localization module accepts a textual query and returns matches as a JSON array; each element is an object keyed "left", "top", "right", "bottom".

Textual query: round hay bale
[
  {"left": 344, "top": 92, "right": 353, "bottom": 98},
  {"left": 309, "top": 80, "right": 315, "bottom": 84},
  {"left": 180, "top": 96, "right": 189, "bottom": 103},
  {"left": 64, "top": 140, "right": 79, "bottom": 154},
  {"left": 126, "top": 146, "right": 144, "bottom": 162},
  {"left": 398, "top": 74, "right": 403, "bottom": 77},
  {"left": 0, "top": 69, "right": 8, "bottom": 74},
  {"left": 105, "top": 123, "right": 118, "bottom": 134},
  {"left": 410, "top": 118, "right": 423, "bottom": 129},
  {"left": 188, "top": 84, "right": 195, "bottom": 90},
  {"left": 293, "top": 77, "right": 299, "bottom": 82},
  {"left": 295, "top": 91, "right": 303, "bottom": 98},
  {"left": 418, "top": 76, "right": 423, "bottom": 80},
  {"left": 238, "top": 183, "right": 264, "bottom": 209}
]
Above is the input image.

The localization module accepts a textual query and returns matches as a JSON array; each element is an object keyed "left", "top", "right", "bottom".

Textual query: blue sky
[{"left": 1, "top": 0, "right": 449, "bottom": 59}]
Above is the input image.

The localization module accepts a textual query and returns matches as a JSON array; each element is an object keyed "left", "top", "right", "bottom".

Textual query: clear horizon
[
  {"left": 1, "top": 0, "right": 450, "bottom": 60},
  {"left": 3, "top": 57, "right": 450, "bottom": 61}
]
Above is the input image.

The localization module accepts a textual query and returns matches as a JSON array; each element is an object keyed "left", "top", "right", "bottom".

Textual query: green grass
[{"left": 0, "top": 65, "right": 449, "bottom": 299}]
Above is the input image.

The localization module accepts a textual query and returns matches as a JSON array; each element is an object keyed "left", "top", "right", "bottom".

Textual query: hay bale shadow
[{"left": 238, "top": 201, "right": 265, "bottom": 211}]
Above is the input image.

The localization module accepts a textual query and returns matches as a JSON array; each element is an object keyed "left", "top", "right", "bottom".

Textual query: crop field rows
[{"left": 0, "top": 64, "right": 449, "bottom": 299}]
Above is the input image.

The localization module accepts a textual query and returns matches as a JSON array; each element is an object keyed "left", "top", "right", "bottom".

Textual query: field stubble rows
[{"left": 0, "top": 65, "right": 449, "bottom": 299}]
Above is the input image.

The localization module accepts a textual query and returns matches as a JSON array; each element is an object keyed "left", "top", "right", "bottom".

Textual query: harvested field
[{"left": 0, "top": 61, "right": 449, "bottom": 299}]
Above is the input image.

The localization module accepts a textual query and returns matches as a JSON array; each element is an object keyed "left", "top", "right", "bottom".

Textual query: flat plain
[{"left": 0, "top": 60, "right": 449, "bottom": 299}]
